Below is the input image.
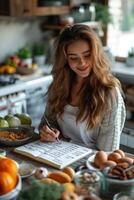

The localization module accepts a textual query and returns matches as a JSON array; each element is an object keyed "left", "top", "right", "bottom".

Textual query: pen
[{"left": 44, "top": 116, "right": 60, "bottom": 142}]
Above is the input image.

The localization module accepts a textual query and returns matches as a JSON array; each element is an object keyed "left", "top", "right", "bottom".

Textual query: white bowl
[
  {"left": 0, "top": 174, "right": 22, "bottom": 200},
  {"left": 113, "top": 192, "right": 134, "bottom": 200}
]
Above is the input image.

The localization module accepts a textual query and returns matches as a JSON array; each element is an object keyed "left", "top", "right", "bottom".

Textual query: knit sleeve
[{"left": 96, "top": 88, "right": 126, "bottom": 152}]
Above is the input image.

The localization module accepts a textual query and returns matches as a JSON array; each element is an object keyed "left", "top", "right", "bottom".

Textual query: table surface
[{"left": 1, "top": 143, "right": 133, "bottom": 200}]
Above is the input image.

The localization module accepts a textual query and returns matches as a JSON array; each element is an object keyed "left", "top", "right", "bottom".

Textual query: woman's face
[{"left": 66, "top": 39, "right": 92, "bottom": 81}]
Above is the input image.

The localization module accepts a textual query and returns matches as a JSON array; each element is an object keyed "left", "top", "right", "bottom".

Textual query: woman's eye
[
  {"left": 70, "top": 57, "right": 78, "bottom": 61},
  {"left": 84, "top": 54, "right": 90, "bottom": 58}
]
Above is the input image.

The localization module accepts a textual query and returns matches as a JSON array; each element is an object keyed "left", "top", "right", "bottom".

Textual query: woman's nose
[{"left": 79, "top": 57, "right": 86, "bottom": 66}]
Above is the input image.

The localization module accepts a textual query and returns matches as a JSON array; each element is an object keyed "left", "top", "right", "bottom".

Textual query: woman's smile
[{"left": 77, "top": 65, "right": 89, "bottom": 72}]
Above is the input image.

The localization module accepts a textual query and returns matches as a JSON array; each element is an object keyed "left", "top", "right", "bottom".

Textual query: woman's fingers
[
  {"left": 40, "top": 126, "right": 60, "bottom": 142},
  {"left": 53, "top": 128, "right": 60, "bottom": 139}
]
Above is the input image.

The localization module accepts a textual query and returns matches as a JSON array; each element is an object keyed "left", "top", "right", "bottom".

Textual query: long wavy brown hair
[{"left": 47, "top": 24, "right": 120, "bottom": 129}]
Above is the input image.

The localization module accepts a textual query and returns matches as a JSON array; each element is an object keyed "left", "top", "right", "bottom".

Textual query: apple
[{"left": 12, "top": 55, "right": 21, "bottom": 65}]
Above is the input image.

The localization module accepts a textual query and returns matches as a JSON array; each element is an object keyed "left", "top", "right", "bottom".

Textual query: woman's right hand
[{"left": 39, "top": 125, "right": 60, "bottom": 142}]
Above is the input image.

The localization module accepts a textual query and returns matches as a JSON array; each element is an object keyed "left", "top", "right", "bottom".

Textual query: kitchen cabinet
[
  {"left": 32, "top": 0, "right": 70, "bottom": 16},
  {"left": 0, "top": 0, "right": 69, "bottom": 17},
  {"left": 0, "top": 0, "right": 90, "bottom": 17},
  {"left": 0, "top": 0, "right": 33, "bottom": 17}
]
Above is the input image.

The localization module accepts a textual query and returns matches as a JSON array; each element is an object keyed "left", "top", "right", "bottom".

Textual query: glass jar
[
  {"left": 74, "top": 169, "right": 102, "bottom": 197},
  {"left": 71, "top": 6, "right": 86, "bottom": 23},
  {"left": 0, "top": 149, "right": 6, "bottom": 157}
]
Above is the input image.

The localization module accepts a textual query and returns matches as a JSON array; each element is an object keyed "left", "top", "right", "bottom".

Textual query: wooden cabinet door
[
  {"left": 32, "top": 0, "right": 70, "bottom": 16},
  {"left": 10, "top": 0, "right": 33, "bottom": 16}
]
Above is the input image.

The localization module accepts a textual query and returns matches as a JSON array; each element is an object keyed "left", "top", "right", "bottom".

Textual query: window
[{"left": 107, "top": 0, "right": 134, "bottom": 58}]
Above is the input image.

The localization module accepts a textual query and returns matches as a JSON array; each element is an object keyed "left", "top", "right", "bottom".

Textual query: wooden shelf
[
  {"left": 33, "top": 6, "right": 70, "bottom": 16},
  {"left": 42, "top": 24, "right": 68, "bottom": 30}
]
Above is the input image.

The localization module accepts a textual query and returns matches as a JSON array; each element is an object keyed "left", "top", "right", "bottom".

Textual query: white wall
[{"left": 0, "top": 17, "right": 44, "bottom": 62}]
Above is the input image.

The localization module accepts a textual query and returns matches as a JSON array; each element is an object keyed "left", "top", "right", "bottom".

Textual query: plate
[
  {"left": 0, "top": 126, "right": 35, "bottom": 147},
  {"left": 86, "top": 152, "right": 134, "bottom": 171},
  {"left": 19, "top": 162, "right": 36, "bottom": 178}
]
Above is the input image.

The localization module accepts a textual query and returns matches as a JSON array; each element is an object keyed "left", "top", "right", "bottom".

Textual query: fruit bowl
[
  {"left": 0, "top": 126, "right": 35, "bottom": 147},
  {"left": 0, "top": 174, "right": 22, "bottom": 200},
  {"left": 17, "top": 66, "right": 37, "bottom": 75}
]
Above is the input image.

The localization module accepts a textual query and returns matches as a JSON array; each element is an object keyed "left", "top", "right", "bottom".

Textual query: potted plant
[
  {"left": 95, "top": 3, "right": 112, "bottom": 27},
  {"left": 126, "top": 47, "right": 134, "bottom": 67},
  {"left": 32, "top": 43, "right": 46, "bottom": 66},
  {"left": 17, "top": 47, "right": 32, "bottom": 65}
]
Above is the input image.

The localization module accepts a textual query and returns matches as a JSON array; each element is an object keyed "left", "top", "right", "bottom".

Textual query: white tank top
[{"left": 57, "top": 105, "right": 99, "bottom": 149}]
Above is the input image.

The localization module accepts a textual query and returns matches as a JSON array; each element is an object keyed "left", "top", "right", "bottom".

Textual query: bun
[
  {"left": 63, "top": 167, "right": 75, "bottom": 180},
  {"left": 100, "top": 160, "right": 117, "bottom": 170},
  {"left": 48, "top": 171, "right": 71, "bottom": 183},
  {"left": 94, "top": 151, "right": 108, "bottom": 168},
  {"left": 113, "top": 149, "right": 125, "bottom": 157},
  {"left": 116, "top": 157, "right": 134, "bottom": 164},
  {"left": 108, "top": 152, "right": 122, "bottom": 162}
]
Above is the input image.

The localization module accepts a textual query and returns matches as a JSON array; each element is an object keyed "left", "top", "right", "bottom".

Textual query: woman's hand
[{"left": 40, "top": 125, "right": 60, "bottom": 142}]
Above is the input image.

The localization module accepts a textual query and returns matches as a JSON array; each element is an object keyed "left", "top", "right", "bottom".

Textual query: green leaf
[{"left": 17, "top": 177, "right": 64, "bottom": 200}]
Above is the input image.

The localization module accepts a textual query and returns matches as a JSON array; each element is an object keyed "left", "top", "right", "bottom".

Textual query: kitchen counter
[
  {"left": 112, "top": 62, "right": 134, "bottom": 84},
  {"left": 0, "top": 69, "right": 52, "bottom": 97},
  {"left": 0, "top": 61, "right": 134, "bottom": 97}
]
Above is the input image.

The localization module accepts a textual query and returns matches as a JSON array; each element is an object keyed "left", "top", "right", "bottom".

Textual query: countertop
[
  {"left": 0, "top": 68, "right": 52, "bottom": 97},
  {"left": 0, "top": 61, "right": 134, "bottom": 97},
  {"left": 112, "top": 62, "right": 134, "bottom": 84}
]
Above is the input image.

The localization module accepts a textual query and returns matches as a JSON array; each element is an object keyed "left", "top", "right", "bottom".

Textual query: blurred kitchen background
[{"left": 0, "top": 0, "right": 133, "bottom": 152}]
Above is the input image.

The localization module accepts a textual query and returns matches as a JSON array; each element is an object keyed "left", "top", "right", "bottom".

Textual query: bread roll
[
  {"left": 48, "top": 171, "right": 72, "bottom": 183},
  {"left": 108, "top": 152, "right": 122, "bottom": 162},
  {"left": 113, "top": 149, "right": 125, "bottom": 158},
  {"left": 94, "top": 151, "right": 108, "bottom": 168},
  {"left": 116, "top": 157, "right": 134, "bottom": 164},
  {"left": 100, "top": 160, "right": 117, "bottom": 170},
  {"left": 63, "top": 167, "right": 75, "bottom": 180}
]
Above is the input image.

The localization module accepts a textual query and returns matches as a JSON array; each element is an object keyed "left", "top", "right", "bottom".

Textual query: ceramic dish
[
  {"left": 0, "top": 126, "right": 35, "bottom": 147},
  {"left": 102, "top": 169, "right": 134, "bottom": 199},
  {"left": 86, "top": 152, "right": 134, "bottom": 171},
  {"left": 17, "top": 67, "right": 37, "bottom": 75},
  {"left": 19, "top": 162, "right": 36, "bottom": 179},
  {"left": 0, "top": 174, "right": 22, "bottom": 200},
  {"left": 113, "top": 192, "right": 134, "bottom": 200}
]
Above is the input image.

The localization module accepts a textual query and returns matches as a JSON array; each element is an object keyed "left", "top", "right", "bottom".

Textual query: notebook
[{"left": 14, "top": 140, "right": 92, "bottom": 169}]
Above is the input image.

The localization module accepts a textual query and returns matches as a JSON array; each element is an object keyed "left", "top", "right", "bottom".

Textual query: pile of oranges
[{"left": 0, "top": 157, "right": 19, "bottom": 195}]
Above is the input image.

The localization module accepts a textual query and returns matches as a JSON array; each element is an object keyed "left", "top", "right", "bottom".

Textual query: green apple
[
  {"left": 14, "top": 113, "right": 32, "bottom": 125},
  {"left": 6, "top": 116, "right": 21, "bottom": 127},
  {"left": 0, "top": 119, "right": 9, "bottom": 128},
  {"left": 4, "top": 114, "right": 14, "bottom": 121}
]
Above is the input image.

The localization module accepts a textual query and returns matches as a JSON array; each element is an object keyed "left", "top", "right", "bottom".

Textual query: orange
[
  {"left": 0, "top": 171, "right": 16, "bottom": 195},
  {"left": 0, "top": 157, "right": 18, "bottom": 180}
]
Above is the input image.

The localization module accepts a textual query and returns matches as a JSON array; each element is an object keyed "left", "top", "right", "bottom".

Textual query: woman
[{"left": 39, "top": 24, "right": 126, "bottom": 151}]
